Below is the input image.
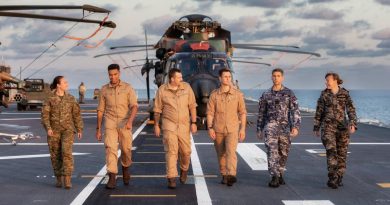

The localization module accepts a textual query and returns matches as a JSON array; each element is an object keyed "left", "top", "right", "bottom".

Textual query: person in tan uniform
[
  {"left": 207, "top": 68, "right": 247, "bottom": 186},
  {"left": 96, "top": 64, "right": 138, "bottom": 189},
  {"left": 41, "top": 76, "right": 83, "bottom": 189},
  {"left": 153, "top": 68, "right": 197, "bottom": 189}
]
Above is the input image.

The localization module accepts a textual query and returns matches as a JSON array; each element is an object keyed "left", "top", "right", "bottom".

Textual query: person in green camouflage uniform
[
  {"left": 41, "top": 76, "right": 83, "bottom": 189},
  {"left": 313, "top": 72, "right": 357, "bottom": 189}
]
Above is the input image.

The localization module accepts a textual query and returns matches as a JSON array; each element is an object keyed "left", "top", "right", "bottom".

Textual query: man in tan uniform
[
  {"left": 96, "top": 64, "right": 138, "bottom": 189},
  {"left": 154, "top": 68, "right": 197, "bottom": 189},
  {"left": 207, "top": 68, "right": 247, "bottom": 186}
]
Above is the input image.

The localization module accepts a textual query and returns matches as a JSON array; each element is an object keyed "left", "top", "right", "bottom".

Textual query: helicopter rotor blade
[
  {"left": 123, "top": 65, "right": 143, "bottom": 69},
  {"left": 234, "top": 45, "right": 321, "bottom": 57},
  {"left": 0, "top": 4, "right": 111, "bottom": 13},
  {"left": 233, "top": 43, "right": 299, "bottom": 49},
  {"left": 233, "top": 56, "right": 263, "bottom": 60},
  {"left": 110, "top": 44, "right": 154, "bottom": 50},
  {"left": 0, "top": 11, "right": 116, "bottom": 28},
  {"left": 232, "top": 60, "right": 271, "bottom": 66},
  {"left": 94, "top": 49, "right": 146, "bottom": 58}
]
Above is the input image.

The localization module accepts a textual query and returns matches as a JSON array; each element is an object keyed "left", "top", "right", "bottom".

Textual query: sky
[{"left": 1, "top": 0, "right": 390, "bottom": 90}]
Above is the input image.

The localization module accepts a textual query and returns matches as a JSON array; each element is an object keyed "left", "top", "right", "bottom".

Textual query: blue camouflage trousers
[{"left": 264, "top": 122, "right": 291, "bottom": 177}]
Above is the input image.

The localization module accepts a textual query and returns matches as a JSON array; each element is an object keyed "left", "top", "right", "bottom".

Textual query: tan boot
[
  {"left": 122, "top": 166, "right": 130, "bottom": 185},
  {"left": 106, "top": 173, "right": 116, "bottom": 189},
  {"left": 64, "top": 176, "right": 72, "bottom": 189},
  {"left": 180, "top": 169, "right": 188, "bottom": 184},
  {"left": 55, "top": 176, "right": 63, "bottom": 188},
  {"left": 167, "top": 178, "right": 176, "bottom": 189}
]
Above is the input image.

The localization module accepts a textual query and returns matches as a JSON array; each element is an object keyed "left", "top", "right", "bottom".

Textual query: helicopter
[
  {"left": 97, "top": 14, "right": 321, "bottom": 129},
  {"left": 0, "top": 4, "right": 116, "bottom": 110}
]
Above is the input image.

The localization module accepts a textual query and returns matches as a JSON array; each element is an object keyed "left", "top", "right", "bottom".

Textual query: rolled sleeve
[
  {"left": 153, "top": 88, "right": 163, "bottom": 113},
  {"left": 128, "top": 86, "right": 138, "bottom": 108},
  {"left": 97, "top": 88, "right": 105, "bottom": 112},
  {"left": 238, "top": 92, "right": 247, "bottom": 115},
  {"left": 188, "top": 87, "right": 197, "bottom": 110}
]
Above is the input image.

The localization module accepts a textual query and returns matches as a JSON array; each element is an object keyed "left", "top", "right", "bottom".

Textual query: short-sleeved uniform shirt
[
  {"left": 153, "top": 82, "right": 197, "bottom": 133},
  {"left": 97, "top": 81, "right": 138, "bottom": 129}
]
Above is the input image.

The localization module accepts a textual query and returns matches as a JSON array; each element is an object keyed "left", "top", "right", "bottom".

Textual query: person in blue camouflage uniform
[
  {"left": 257, "top": 68, "right": 301, "bottom": 188},
  {"left": 41, "top": 76, "right": 83, "bottom": 189},
  {"left": 313, "top": 72, "right": 357, "bottom": 189}
]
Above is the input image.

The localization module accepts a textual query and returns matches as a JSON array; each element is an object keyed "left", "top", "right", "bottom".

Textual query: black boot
[
  {"left": 327, "top": 176, "right": 338, "bottom": 189},
  {"left": 122, "top": 166, "right": 130, "bottom": 185},
  {"left": 180, "top": 169, "right": 188, "bottom": 184},
  {"left": 268, "top": 176, "right": 280, "bottom": 188},
  {"left": 337, "top": 175, "right": 343, "bottom": 187},
  {"left": 279, "top": 174, "right": 286, "bottom": 185},
  {"left": 167, "top": 178, "right": 176, "bottom": 189},
  {"left": 227, "top": 175, "right": 237, "bottom": 186},
  {"left": 106, "top": 173, "right": 116, "bottom": 189},
  {"left": 221, "top": 175, "right": 228, "bottom": 184}
]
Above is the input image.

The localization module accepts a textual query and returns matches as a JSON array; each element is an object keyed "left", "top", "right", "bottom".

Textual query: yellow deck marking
[
  {"left": 110, "top": 194, "right": 176, "bottom": 198},
  {"left": 377, "top": 183, "right": 390, "bottom": 188},
  {"left": 318, "top": 153, "right": 326, "bottom": 157},
  {"left": 81, "top": 110, "right": 97, "bottom": 113}
]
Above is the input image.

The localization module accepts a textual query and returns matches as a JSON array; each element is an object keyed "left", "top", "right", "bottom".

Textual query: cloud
[
  {"left": 292, "top": 7, "right": 343, "bottom": 20},
  {"left": 375, "top": 0, "right": 390, "bottom": 5},
  {"left": 141, "top": 15, "right": 176, "bottom": 36},
  {"left": 219, "top": 0, "right": 290, "bottom": 8},
  {"left": 171, "top": 1, "right": 214, "bottom": 13},
  {"left": 317, "top": 21, "right": 354, "bottom": 36},
  {"left": 372, "top": 28, "right": 390, "bottom": 40},
  {"left": 302, "top": 36, "right": 345, "bottom": 50},
  {"left": 353, "top": 20, "right": 370, "bottom": 30},
  {"left": 224, "top": 16, "right": 262, "bottom": 32},
  {"left": 377, "top": 40, "right": 390, "bottom": 48},
  {"left": 308, "top": 0, "right": 343, "bottom": 3},
  {"left": 133, "top": 3, "right": 145, "bottom": 10},
  {"left": 327, "top": 48, "right": 389, "bottom": 57},
  {"left": 104, "top": 35, "right": 145, "bottom": 49},
  {"left": 264, "top": 10, "right": 278, "bottom": 16},
  {"left": 0, "top": 17, "right": 27, "bottom": 30}
]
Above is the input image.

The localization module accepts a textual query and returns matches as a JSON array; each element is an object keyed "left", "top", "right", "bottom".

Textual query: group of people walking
[{"left": 41, "top": 64, "right": 357, "bottom": 191}]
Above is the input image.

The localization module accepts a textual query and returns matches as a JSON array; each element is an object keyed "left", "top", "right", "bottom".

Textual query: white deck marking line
[
  {"left": 0, "top": 116, "right": 97, "bottom": 121},
  {"left": 194, "top": 142, "right": 390, "bottom": 145},
  {"left": 0, "top": 152, "right": 89, "bottom": 160},
  {"left": 110, "top": 194, "right": 176, "bottom": 198},
  {"left": 282, "top": 200, "right": 335, "bottom": 205},
  {"left": 237, "top": 143, "right": 268, "bottom": 170},
  {"left": 81, "top": 174, "right": 218, "bottom": 178},
  {"left": 0, "top": 143, "right": 105, "bottom": 145},
  {"left": 3, "top": 142, "right": 390, "bottom": 146},
  {"left": 306, "top": 149, "right": 326, "bottom": 154},
  {"left": 0, "top": 112, "right": 97, "bottom": 115},
  {"left": 70, "top": 119, "right": 148, "bottom": 205},
  {"left": 190, "top": 134, "right": 212, "bottom": 205}
]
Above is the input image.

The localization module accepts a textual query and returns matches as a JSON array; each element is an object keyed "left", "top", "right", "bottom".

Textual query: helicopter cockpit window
[
  {"left": 177, "top": 58, "right": 197, "bottom": 78},
  {"left": 205, "top": 58, "right": 228, "bottom": 77}
]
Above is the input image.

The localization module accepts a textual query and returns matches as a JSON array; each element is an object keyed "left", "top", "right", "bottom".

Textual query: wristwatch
[{"left": 191, "top": 121, "right": 197, "bottom": 124}]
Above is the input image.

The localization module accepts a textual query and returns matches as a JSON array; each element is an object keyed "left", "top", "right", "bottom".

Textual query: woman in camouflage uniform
[
  {"left": 313, "top": 72, "right": 357, "bottom": 189},
  {"left": 41, "top": 76, "right": 83, "bottom": 189}
]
